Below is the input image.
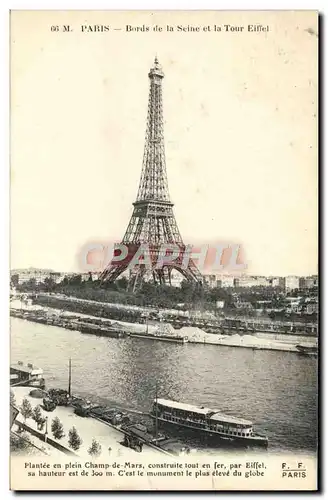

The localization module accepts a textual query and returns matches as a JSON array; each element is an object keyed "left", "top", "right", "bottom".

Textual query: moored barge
[
  {"left": 129, "top": 320, "right": 188, "bottom": 344},
  {"left": 296, "top": 344, "right": 318, "bottom": 358},
  {"left": 78, "top": 321, "right": 127, "bottom": 338},
  {"left": 129, "top": 332, "right": 188, "bottom": 343}
]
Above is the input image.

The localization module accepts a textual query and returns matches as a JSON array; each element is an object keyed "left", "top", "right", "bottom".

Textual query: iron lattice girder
[
  {"left": 101, "top": 239, "right": 203, "bottom": 285},
  {"left": 101, "top": 58, "right": 202, "bottom": 287},
  {"left": 136, "top": 70, "right": 170, "bottom": 203},
  {"left": 123, "top": 200, "right": 183, "bottom": 244}
]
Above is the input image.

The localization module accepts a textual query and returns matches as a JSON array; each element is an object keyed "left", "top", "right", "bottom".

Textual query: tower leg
[{"left": 128, "top": 266, "right": 148, "bottom": 292}]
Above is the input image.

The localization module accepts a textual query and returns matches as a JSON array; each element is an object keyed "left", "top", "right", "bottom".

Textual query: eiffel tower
[{"left": 100, "top": 57, "right": 203, "bottom": 290}]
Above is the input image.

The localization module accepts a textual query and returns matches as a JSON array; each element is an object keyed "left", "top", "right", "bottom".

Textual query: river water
[{"left": 11, "top": 317, "right": 318, "bottom": 455}]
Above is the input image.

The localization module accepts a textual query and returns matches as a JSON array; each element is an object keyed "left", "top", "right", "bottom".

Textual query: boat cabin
[
  {"left": 10, "top": 361, "right": 43, "bottom": 385},
  {"left": 153, "top": 398, "right": 254, "bottom": 438}
]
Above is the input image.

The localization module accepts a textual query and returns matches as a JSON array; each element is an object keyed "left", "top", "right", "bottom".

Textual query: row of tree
[
  {"left": 11, "top": 270, "right": 318, "bottom": 313},
  {"left": 12, "top": 393, "right": 103, "bottom": 457}
]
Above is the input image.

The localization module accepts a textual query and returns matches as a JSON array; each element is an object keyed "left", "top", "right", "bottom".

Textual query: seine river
[{"left": 11, "top": 317, "right": 317, "bottom": 455}]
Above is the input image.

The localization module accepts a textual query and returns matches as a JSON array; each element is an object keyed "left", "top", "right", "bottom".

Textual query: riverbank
[
  {"left": 10, "top": 302, "right": 317, "bottom": 353},
  {"left": 11, "top": 316, "right": 318, "bottom": 454},
  {"left": 31, "top": 292, "right": 318, "bottom": 336},
  {"left": 12, "top": 386, "right": 164, "bottom": 459}
]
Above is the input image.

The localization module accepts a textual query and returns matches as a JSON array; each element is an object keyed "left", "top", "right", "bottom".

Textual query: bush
[
  {"left": 88, "top": 439, "right": 102, "bottom": 458},
  {"left": 32, "top": 405, "right": 46, "bottom": 430},
  {"left": 51, "top": 417, "right": 65, "bottom": 440},
  {"left": 10, "top": 390, "right": 16, "bottom": 406},
  {"left": 10, "top": 432, "right": 31, "bottom": 452},
  {"left": 68, "top": 427, "right": 82, "bottom": 451},
  {"left": 32, "top": 405, "right": 42, "bottom": 423},
  {"left": 20, "top": 398, "right": 33, "bottom": 422}
]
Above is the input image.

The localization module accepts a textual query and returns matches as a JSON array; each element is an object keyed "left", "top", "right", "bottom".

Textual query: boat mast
[
  {"left": 68, "top": 358, "right": 72, "bottom": 397},
  {"left": 146, "top": 312, "right": 150, "bottom": 334}
]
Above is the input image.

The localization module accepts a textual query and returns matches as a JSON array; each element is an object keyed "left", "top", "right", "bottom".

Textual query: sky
[{"left": 10, "top": 11, "right": 318, "bottom": 276}]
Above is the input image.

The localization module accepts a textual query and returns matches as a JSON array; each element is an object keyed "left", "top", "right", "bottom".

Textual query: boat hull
[
  {"left": 150, "top": 415, "right": 268, "bottom": 448},
  {"left": 10, "top": 378, "right": 46, "bottom": 389},
  {"left": 296, "top": 345, "right": 318, "bottom": 358},
  {"left": 79, "top": 325, "right": 125, "bottom": 338}
]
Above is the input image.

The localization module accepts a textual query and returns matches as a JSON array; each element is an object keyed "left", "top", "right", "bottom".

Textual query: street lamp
[{"left": 44, "top": 416, "right": 48, "bottom": 443}]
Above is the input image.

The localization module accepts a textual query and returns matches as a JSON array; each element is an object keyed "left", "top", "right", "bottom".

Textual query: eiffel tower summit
[{"left": 101, "top": 57, "right": 203, "bottom": 290}]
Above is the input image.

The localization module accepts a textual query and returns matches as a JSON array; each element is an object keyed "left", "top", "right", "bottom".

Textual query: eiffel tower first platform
[{"left": 100, "top": 57, "right": 203, "bottom": 290}]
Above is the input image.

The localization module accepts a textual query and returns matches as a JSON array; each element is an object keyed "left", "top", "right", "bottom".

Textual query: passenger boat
[
  {"left": 10, "top": 361, "right": 45, "bottom": 389},
  {"left": 150, "top": 398, "right": 268, "bottom": 447}
]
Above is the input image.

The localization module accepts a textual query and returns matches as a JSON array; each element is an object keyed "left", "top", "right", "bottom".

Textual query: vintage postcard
[{"left": 10, "top": 10, "right": 318, "bottom": 491}]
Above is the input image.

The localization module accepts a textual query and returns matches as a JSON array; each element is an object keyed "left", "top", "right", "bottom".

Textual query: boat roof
[
  {"left": 156, "top": 398, "right": 253, "bottom": 426},
  {"left": 210, "top": 413, "right": 252, "bottom": 425}
]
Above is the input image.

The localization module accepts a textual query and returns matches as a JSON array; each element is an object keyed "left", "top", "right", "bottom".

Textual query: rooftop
[{"left": 10, "top": 363, "right": 43, "bottom": 375}]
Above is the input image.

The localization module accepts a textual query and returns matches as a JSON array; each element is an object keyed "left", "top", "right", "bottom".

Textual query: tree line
[{"left": 11, "top": 392, "right": 106, "bottom": 457}]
